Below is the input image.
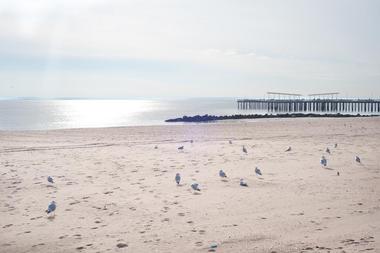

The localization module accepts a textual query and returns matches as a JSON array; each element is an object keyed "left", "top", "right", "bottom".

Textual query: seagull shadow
[
  {"left": 221, "top": 179, "right": 228, "bottom": 182},
  {"left": 323, "top": 167, "right": 334, "bottom": 171}
]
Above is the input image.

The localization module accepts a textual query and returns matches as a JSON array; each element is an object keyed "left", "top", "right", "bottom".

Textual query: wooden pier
[{"left": 237, "top": 98, "right": 380, "bottom": 113}]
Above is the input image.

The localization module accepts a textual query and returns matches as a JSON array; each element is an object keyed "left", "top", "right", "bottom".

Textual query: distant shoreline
[{"left": 165, "top": 113, "right": 379, "bottom": 123}]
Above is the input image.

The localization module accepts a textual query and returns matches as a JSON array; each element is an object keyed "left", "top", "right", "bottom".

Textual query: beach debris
[
  {"left": 219, "top": 169, "right": 227, "bottom": 178},
  {"left": 191, "top": 183, "right": 201, "bottom": 191},
  {"left": 175, "top": 173, "right": 181, "bottom": 185},
  {"left": 255, "top": 167, "right": 262, "bottom": 176},
  {"left": 285, "top": 146, "right": 292, "bottom": 152},
  {"left": 320, "top": 156, "right": 327, "bottom": 167},
  {"left": 178, "top": 146, "right": 184, "bottom": 150},
  {"left": 46, "top": 201, "right": 56, "bottom": 215},
  {"left": 326, "top": 147, "right": 331, "bottom": 154},
  {"left": 190, "top": 140, "right": 194, "bottom": 144},
  {"left": 116, "top": 243, "right": 128, "bottom": 248},
  {"left": 355, "top": 156, "right": 361, "bottom": 163},
  {"left": 337, "top": 171, "right": 340, "bottom": 176},
  {"left": 334, "top": 143, "right": 338, "bottom": 148},
  {"left": 242, "top": 146, "right": 247, "bottom": 154},
  {"left": 47, "top": 176, "right": 54, "bottom": 183},
  {"left": 240, "top": 179, "right": 248, "bottom": 187},
  {"left": 229, "top": 140, "right": 232, "bottom": 144}
]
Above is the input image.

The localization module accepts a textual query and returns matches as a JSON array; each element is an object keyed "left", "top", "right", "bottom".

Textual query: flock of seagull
[
  {"left": 320, "top": 143, "right": 361, "bottom": 169},
  {"left": 175, "top": 143, "right": 266, "bottom": 192},
  {"left": 44, "top": 140, "right": 362, "bottom": 216}
]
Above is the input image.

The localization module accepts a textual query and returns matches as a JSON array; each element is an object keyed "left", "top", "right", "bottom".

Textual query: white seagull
[
  {"left": 46, "top": 201, "right": 56, "bottom": 215},
  {"left": 47, "top": 176, "right": 54, "bottom": 184},
  {"left": 355, "top": 156, "right": 361, "bottom": 163},
  {"left": 178, "top": 146, "right": 184, "bottom": 150},
  {"left": 255, "top": 167, "right": 262, "bottom": 176},
  {"left": 285, "top": 146, "right": 292, "bottom": 152},
  {"left": 242, "top": 146, "right": 247, "bottom": 154},
  {"left": 219, "top": 170, "right": 227, "bottom": 178},
  {"left": 191, "top": 183, "right": 201, "bottom": 191},
  {"left": 326, "top": 147, "right": 331, "bottom": 154},
  {"left": 320, "top": 156, "right": 327, "bottom": 167},
  {"left": 240, "top": 179, "right": 248, "bottom": 187},
  {"left": 175, "top": 173, "right": 181, "bottom": 185}
]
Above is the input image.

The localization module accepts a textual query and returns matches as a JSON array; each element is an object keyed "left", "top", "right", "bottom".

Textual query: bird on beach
[
  {"left": 326, "top": 148, "right": 331, "bottom": 154},
  {"left": 178, "top": 146, "right": 184, "bottom": 150},
  {"left": 255, "top": 167, "right": 262, "bottom": 176},
  {"left": 337, "top": 171, "right": 340, "bottom": 176},
  {"left": 46, "top": 201, "right": 56, "bottom": 215},
  {"left": 175, "top": 173, "right": 181, "bottom": 185},
  {"left": 240, "top": 179, "right": 248, "bottom": 187},
  {"left": 242, "top": 146, "right": 247, "bottom": 154},
  {"left": 191, "top": 183, "right": 201, "bottom": 191},
  {"left": 47, "top": 176, "right": 54, "bottom": 184},
  {"left": 320, "top": 156, "right": 327, "bottom": 167},
  {"left": 219, "top": 170, "right": 227, "bottom": 178},
  {"left": 355, "top": 156, "right": 361, "bottom": 163},
  {"left": 285, "top": 146, "right": 291, "bottom": 152},
  {"left": 334, "top": 143, "right": 338, "bottom": 148}
]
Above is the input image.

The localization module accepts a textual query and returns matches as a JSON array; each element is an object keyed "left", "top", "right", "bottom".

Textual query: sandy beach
[{"left": 1, "top": 117, "right": 379, "bottom": 253}]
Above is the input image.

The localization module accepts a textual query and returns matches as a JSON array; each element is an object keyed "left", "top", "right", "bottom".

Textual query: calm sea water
[{"left": 0, "top": 98, "right": 258, "bottom": 131}]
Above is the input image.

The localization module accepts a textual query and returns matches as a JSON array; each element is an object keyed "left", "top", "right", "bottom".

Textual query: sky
[{"left": 0, "top": 0, "right": 380, "bottom": 99}]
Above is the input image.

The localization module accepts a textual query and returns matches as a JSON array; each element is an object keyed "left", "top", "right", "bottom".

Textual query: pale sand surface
[{"left": 0, "top": 118, "right": 379, "bottom": 253}]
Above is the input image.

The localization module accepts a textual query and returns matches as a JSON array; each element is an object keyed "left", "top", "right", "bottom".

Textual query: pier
[{"left": 237, "top": 92, "right": 380, "bottom": 114}]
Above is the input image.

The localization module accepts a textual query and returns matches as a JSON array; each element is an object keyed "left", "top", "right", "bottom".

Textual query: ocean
[{"left": 0, "top": 98, "right": 256, "bottom": 131}]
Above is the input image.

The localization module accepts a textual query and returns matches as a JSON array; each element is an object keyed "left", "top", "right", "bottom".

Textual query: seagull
[
  {"left": 175, "top": 173, "right": 181, "bottom": 185},
  {"left": 242, "top": 146, "right": 247, "bottom": 154},
  {"left": 47, "top": 176, "right": 54, "bottom": 184},
  {"left": 240, "top": 179, "right": 248, "bottom": 187},
  {"left": 337, "top": 171, "right": 340, "bottom": 176},
  {"left": 219, "top": 169, "right": 227, "bottom": 178},
  {"left": 46, "top": 201, "right": 56, "bottom": 215},
  {"left": 334, "top": 143, "right": 338, "bottom": 148},
  {"left": 229, "top": 140, "right": 232, "bottom": 144},
  {"left": 320, "top": 156, "right": 327, "bottom": 167},
  {"left": 285, "top": 146, "right": 292, "bottom": 152},
  {"left": 178, "top": 146, "right": 184, "bottom": 150},
  {"left": 355, "top": 156, "right": 361, "bottom": 163},
  {"left": 191, "top": 183, "right": 201, "bottom": 191},
  {"left": 326, "top": 148, "right": 331, "bottom": 154},
  {"left": 255, "top": 167, "right": 262, "bottom": 176}
]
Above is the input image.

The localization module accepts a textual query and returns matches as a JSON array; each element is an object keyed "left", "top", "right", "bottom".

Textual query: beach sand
[{"left": 1, "top": 117, "right": 379, "bottom": 252}]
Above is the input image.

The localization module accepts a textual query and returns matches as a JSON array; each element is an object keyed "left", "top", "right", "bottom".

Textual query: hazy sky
[{"left": 1, "top": 0, "right": 379, "bottom": 98}]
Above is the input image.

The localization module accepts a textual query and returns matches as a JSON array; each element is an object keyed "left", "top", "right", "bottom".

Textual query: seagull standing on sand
[
  {"left": 326, "top": 148, "right": 331, "bottom": 154},
  {"left": 178, "top": 146, "right": 184, "bottom": 150},
  {"left": 334, "top": 143, "right": 338, "bottom": 148},
  {"left": 355, "top": 156, "right": 361, "bottom": 163},
  {"left": 47, "top": 176, "right": 54, "bottom": 184},
  {"left": 175, "top": 173, "right": 181, "bottom": 185},
  {"left": 255, "top": 167, "right": 262, "bottom": 176},
  {"left": 219, "top": 170, "right": 227, "bottom": 178},
  {"left": 191, "top": 183, "right": 201, "bottom": 191},
  {"left": 285, "top": 146, "right": 291, "bottom": 152},
  {"left": 46, "top": 201, "right": 56, "bottom": 215},
  {"left": 242, "top": 146, "right": 247, "bottom": 154},
  {"left": 320, "top": 156, "right": 327, "bottom": 167},
  {"left": 240, "top": 179, "right": 248, "bottom": 187}
]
